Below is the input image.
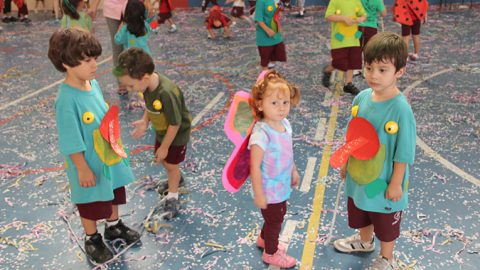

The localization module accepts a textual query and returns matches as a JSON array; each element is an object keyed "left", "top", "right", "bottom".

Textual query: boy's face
[
  {"left": 118, "top": 74, "right": 149, "bottom": 93},
  {"left": 64, "top": 57, "right": 97, "bottom": 81},
  {"left": 364, "top": 59, "right": 405, "bottom": 94}
]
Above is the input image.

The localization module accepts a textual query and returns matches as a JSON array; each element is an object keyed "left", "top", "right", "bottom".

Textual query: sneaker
[
  {"left": 333, "top": 233, "right": 375, "bottom": 253},
  {"left": 256, "top": 234, "right": 286, "bottom": 251},
  {"left": 267, "top": 63, "right": 275, "bottom": 69},
  {"left": 84, "top": 233, "right": 114, "bottom": 264},
  {"left": 296, "top": 10, "right": 305, "bottom": 17},
  {"left": 104, "top": 219, "right": 141, "bottom": 245},
  {"left": 157, "top": 175, "right": 186, "bottom": 195},
  {"left": 322, "top": 70, "right": 332, "bottom": 88},
  {"left": 207, "top": 34, "right": 213, "bottom": 39},
  {"left": 365, "top": 256, "right": 398, "bottom": 270},
  {"left": 163, "top": 197, "right": 181, "bottom": 220},
  {"left": 20, "top": 17, "right": 31, "bottom": 23},
  {"left": 168, "top": 26, "right": 177, "bottom": 33},
  {"left": 231, "top": 21, "right": 237, "bottom": 27},
  {"left": 343, "top": 83, "right": 360, "bottom": 95},
  {"left": 262, "top": 249, "right": 296, "bottom": 268},
  {"left": 409, "top": 53, "right": 419, "bottom": 61}
]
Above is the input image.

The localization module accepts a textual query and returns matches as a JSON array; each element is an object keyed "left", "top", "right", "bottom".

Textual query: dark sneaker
[
  {"left": 163, "top": 197, "right": 181, "bottom": 220},
  {"left": 322, "top": 71, "right": 332, "bottom": 88},
  {"left": 104, "top": 219, "right": 141, "bottom": 245},
  {"left": 343, "top": 83, "right": 360, "bottom": 95},
  {"left": 20, "top": 17, "right": 31, "bottom": 23},
  {"left": 157, "top": 175, "right": 186, "bottom": 195},
  {"left": 84, "top": 233, "right": 114, "bottom": 264}
]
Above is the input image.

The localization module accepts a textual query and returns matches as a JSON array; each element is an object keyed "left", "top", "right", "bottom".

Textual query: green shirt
[
  {"left": 254, "top": 0, "right": 283, "bottom": 46},
  {"left": 325, "top": 0, "right": 366, "bottom": 49},
  {"left": 143, "top": 73, "right": 192, "bottom": 146},
  {"left": 359, "top": 0, "right": 385, "bottom": 28},
  {"left": 61, "top": 12, "right": 92, "bottom": 31}
]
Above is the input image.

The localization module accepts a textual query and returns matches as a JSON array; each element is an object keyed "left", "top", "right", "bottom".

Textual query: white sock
[
  {"left": 106, "top": 219, "right": 119, "bottom": 227},
  {"left": 171, "top": 24, "right": 177, "bottom": 29},
  {"left": 166, "top": 192, "right": 179, "bottom": 200},
  {"left": 85, "top": 231, "right": 97, "bottom": 240}
]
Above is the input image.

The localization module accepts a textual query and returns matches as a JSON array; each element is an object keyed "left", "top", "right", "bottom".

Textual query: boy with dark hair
[
  {"left": 333, "top": 32, "right": 416, "bottom": 270},
  {"left": 113, "top": 48, "right": 192, "bottom": 220},
  {"left": 48, "top": 28, "right": 140, "bottom": 264}
]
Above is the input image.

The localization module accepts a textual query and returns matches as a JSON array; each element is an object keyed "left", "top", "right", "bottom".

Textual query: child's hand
[
  {"left": 266, "top": 28, "right": 276, "bottom": 37},
  {"left": 356, "top": 16, "right": 366, "bottom": 24},
  {"left": 343, "top": 17, "right": 356, "bottom": 26},
  {"left": 131, "top": 119, "right": 148, "bottom": 140},
  {"left": 254, "top": 193, "right": 267, "bottom": 209},
  {"left": 340, "top": 164, "right": 347, "bottom": 180},
  {"left": 385, "top": 183, "right": 403, "bottom": 202},
  {"left": 78, "top": 166, "right": 96, "bottom": 187},
  {"left": 291, "top": 169, "right": 300, "bottom": 188},
  {"left": 155, "top": 145, "right": 168, "bottom": 163},
  {"left": 87, "top": 8, "right": 97, "bottom": 21}
]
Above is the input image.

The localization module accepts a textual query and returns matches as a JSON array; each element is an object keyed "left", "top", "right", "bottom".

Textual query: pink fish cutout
[{"left": 99, "top": 105, "right": 127, "bottom": 158}]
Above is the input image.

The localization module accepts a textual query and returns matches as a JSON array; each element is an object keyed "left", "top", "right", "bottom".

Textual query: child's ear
[
  {"left": 395, "top": 67, "right": 406, "bottom": 78},
  {"left": 62, "top": 63, "right": 71, "bottom": 71},
  {"left": 141, "top": 73, "right": 151, "bottom": 82}
]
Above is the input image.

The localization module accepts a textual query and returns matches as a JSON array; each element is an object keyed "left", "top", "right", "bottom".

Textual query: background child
[
  {"left": 322, "top": 0, "right": 366, "bottom": 95},
  {"left": 226, "top": 0, "right": 254, "bottom": 28},
  {"left": 115, "top": 0, "right": 153, "bottom": 56},
  {"left": 61, "top": 0, "right": 92, "bottom": 31},
  {"left": 358, "top": 0, "right": 386, "bottom": 50},
  {"left": 249, "top": 70, "right": 300, "bottom": 268},
  {"left": 393, "top": 0, "right": 428, "bottom": 61},
  {"left": 1, "top": 0, "right": 30, "bottom": 23},
  {"left": 48, "top": 28, "right": 140, "bottom": 264},
  {"left": 153, "top": 0, "right": 177, "bottom": 33},
  {"left": 204, "top": 5, "right": 232, "bottom": 40},
  {"left": 254, "top": 0, "right": 286, "bottom": 70},
  {"left": 113, "top": 48, "right": 192, "bottom": 220},
  {"left": 201, "top": 0, "right": 218, "bottom": 13},
  {"left": 333, "top": 32, "right": 416, "bottom": 269}
]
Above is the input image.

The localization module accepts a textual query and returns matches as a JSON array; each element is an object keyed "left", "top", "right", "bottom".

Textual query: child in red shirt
[{"left": 204, "top": 5, "right": 232, "bottom": 40}]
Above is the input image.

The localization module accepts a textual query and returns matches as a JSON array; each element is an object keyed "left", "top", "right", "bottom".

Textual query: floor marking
[
  {"left": 299, "top": 157, "right": 317, "bottom": 193},
  {"left": 191, "top": 92, "right": 225, "bottom": 126},
  {"left": 267, "top": 220, "right": 298, "bottom": 270}
]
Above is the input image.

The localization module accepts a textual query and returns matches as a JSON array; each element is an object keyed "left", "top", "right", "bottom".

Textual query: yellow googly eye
[
  {"left": 82, "top": 112, "right": 95, "bottom": 124},
  {"left": 355, "top": 7, "right": 359, "bottom": 12},
  {"left": 153, "top": 99, "right": 162, "bottom": 110},
  {"left": 268, "top": 5, "right": 273, "bottom": 12},
  {"left": 385, "top": 121, "right": 399, "bottom": 134},
  {"left": 335, "top": 9, "right": 341, "bottom": 15},
  {"left": 138, "top": 92, "right": 144, "bottom": 99},
  {"left": 351, "top": 105, "right": 359, "bottom": 117}
]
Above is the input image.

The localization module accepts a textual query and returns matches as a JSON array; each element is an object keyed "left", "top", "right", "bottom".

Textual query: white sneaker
[
  {"left": 333, "top": 233, "right": 375, "bottom": 253},
  {"left": 267, "top": 63, "right": 275, "bottom": 69},
  {"left": 365, "top": 256, "right": 398, "bottom": 270}
]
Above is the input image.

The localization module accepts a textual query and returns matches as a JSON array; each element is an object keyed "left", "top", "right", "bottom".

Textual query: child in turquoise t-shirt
[
  {"left": 48, "top": 28, "right": 140, "bottom": 264},
  {"left": 358, "top": 0, "right": 386, "bottom": 49},
  {"left": 60, "top": 0, "right": 92, "bottom": 31},
  {"left": 333, "top": 32, "right": 416, "bottom": 269}
]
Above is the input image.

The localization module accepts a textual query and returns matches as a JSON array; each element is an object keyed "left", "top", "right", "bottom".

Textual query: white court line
[
  {"left": 0, "top": 56, "right": 113, "bottom": 112},
  {"left": 299, "top": 157, "right": 317, "bottom": 193},
  {"left": 314, "top": 117, "right": 327, "bottom": 141},
  {"left": 191, "top": 92, "right": 224, "bottom": 126},
  {"left": 403, "top": 67, "right": 480, "bottom": 187},
  {"left": 267, "top": 220, "right": 298, "bottom": 270},
  {"left": 322, "top": 91, "right": 333, "bottom": 106}
]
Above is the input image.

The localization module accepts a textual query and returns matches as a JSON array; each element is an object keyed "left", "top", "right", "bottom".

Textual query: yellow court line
[{"left": 300, "top": 72, "right": 343, "bottom": 270}]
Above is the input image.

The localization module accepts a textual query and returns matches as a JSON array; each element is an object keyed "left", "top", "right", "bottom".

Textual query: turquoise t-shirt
[
  {"left": 345, "top": 89, "right": 416, "bottom": 213},
  {"left": 325, "top": 0, "right": 366, "bottom": 49},
  {"left": 55, "top": 80, "right": 135, "bottom": 204},
  {"left": 114, "top": 19, "right": 153, "bottom": 55},
  {"left": 60, "top": 12, "right": 92, "bottom": 31},
  {"left": 359, "top": 0, "right": 385, "bottom": 28},
  {"left": 254, "top": 0, "right": 283, "bottom": 46}
]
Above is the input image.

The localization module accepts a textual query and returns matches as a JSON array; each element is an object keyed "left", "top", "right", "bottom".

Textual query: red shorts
[
  {"left": 331, "top": 46, "right": 362, "bottom": 71},
  {"left": 154, "top": 140, "right": 187, "bottom": 165},
  {"left": 258, "top": 42, "right": 287, "bottom": 67},
  {"left": 76, "top": 187, "right": 126, "bottom": 221},
  {"left": 158, "top": 12, "right": 173, "bottom": 24},
  {"left": 347, "top": 197, "right": 402, "bottom": 242},
  {"left": 401, "top": 20, "right": 421, "bottom": 36},
  {"left": 359, "top": 26, "right": 378, "bottom": 49},
  {"left": 231, "top": 6, "right": 244, "bottom": 18}
]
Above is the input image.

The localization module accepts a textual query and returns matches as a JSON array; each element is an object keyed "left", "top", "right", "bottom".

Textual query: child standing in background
[
  {"left": 153, "top": 0, "right": 177, "bottom": 33},
  {"left": 226, "top": 0, "right": 254, "bottom": 28},
  {"left": 358, "top": 0, "right": 386, "bottom": 49},
  {"left": 249, "top": 70, "right": 300, "bottom": 268},
  {"left": 61, "top": 0, "right": 92, "bottom": 31}
]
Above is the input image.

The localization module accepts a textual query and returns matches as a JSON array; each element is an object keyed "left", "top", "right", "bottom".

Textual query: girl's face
[{"left": 258, "top": 82, "right": 291, "bottom": 122}]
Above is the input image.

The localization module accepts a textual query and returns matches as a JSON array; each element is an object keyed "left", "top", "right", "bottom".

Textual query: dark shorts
[
  {"left": 231, "top": 6, "right": 244, "bottom": 18},
  {"left": 401, "top": 20, "right": 421, "bottom": 36},
  {"left": 347, "top": 197, "right": 402, "bottom": 242},
  {"left": 258, "top": 42, "right": 287, "bottom": 67},
  {"left": 76, "top": 187, "right": 126, "bottom": 221},
  {"left": 248, "top": 1, "right": 256, "bottom": 14},
  {"left": 359, "top": 26, "right": 378, "bottom": 49},
  {"left": 331, "top": 46, "right": 362, "bottom": 71},
  {"left": 158, "top": 12, "right": 173, "bottom": 24},
  {"left": 154, "top": 140, "right": 187, "bottom": 165}
]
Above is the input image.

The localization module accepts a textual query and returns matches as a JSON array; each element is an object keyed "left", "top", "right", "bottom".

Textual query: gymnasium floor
[{"left": 0, "top": 6, "right": 479, "bottom": 270}]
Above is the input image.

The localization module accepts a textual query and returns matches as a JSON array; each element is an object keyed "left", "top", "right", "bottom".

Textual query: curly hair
[
  {"left": 113, "top": 48, "right": 155, "bottom": 79},
  {"left": 250, "top": 70, "right": 301, "bottom": 119}
]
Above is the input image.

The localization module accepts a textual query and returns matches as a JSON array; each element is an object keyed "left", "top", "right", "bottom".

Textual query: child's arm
[
  {"left": 70, "top": 152, "right": 96, "bottom": 187},
  {"left": 155, "top": 124, "right": 180, "bottom": 163},
  {"left": 87, "top": 0, "right": 100, "bottom": 20},
  {"left": 131, "top": 110, "right": 150, "bottom": 140},
  {"left": 385, "top": 162, "right": 406, "bottom": 202},
  {"left": 114, "top": 23, "right": 126, "bottom": 45},
  {"left": 251, "top": 145, "right": 267, "bottom": 209},
  {"left": 257, "top": 21, "right": 275, "bottom": 37},
  {"left": 326, "top": 14, "right": 365, "bottom": 26},
  {"left": 340, "top": 163, "right": 347, "bottom": 180},
  {"left": 291, "top": 163, "right": 300, "bottom": 188}
]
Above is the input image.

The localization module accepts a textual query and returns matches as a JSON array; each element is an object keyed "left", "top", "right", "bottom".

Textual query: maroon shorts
[
  {"left": 347, "top": 197, "right": 402, "bottom": 242},
  {"left": 154, "top": 140, "right": 187, "bottom": 165},
  {"left": 76, "top": 187, "right": 126, "bottom": 221},
  {"left": 401, "top": 20, "right": 421, "bottom": 36},
  {"left": 258, "top": 42, "right": 287, "bottom": 67},
  {"left": 231, "top": 6, "right": 244, "bottom": 18},
  {"left": 158, "top": 12, "right": 173, "bottom": 24},
  {"left": 331, "top": 47, "right": 362, "bottom": 72},
  {"left": 359, "top": 26, "right": 378, "bottom": 49}
]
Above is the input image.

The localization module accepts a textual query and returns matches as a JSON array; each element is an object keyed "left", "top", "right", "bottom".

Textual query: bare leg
[
  {"left": 345, "top": 69, "right": 354, "bottom": 84},
  {"left": 359, "top": 224, "right": 374, "bottom": 242},
  {"left": 80, "top": 217, "right": 97, "bottom": 235},
  {"left": 163, "top": 161, "right": 181, "bottom": 194},
  {"left": 107, "top": 205, "right": 119, "bottom": 221},
  {"left": 380, "top": 240, "right": 395, "bottom": 260},
  {"left": 402, "top": 35, "right": 410, "bottom": 52},
  {"left": 324, "top": 64, "right": 335, "bottom": 73},
  {"left": 412, "top": 34, "right": 420, "bottom": 54}
]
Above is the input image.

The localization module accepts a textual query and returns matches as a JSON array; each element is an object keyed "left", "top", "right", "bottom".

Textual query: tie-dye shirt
[{"left": 248, "top": 119, "right": 293, "bottom": 203}]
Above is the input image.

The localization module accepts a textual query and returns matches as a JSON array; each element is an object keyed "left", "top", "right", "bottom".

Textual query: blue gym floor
[{"left": 0, "top": 6, "right": 479, "bottom": 270}]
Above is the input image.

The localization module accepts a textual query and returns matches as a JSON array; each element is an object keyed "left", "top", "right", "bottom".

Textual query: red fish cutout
[
  {"left": 99, "top": 105, "right": 127, "bottom": 158},
  {"left": 330, "top": 117, "right": 379, "bottom": 168}
]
